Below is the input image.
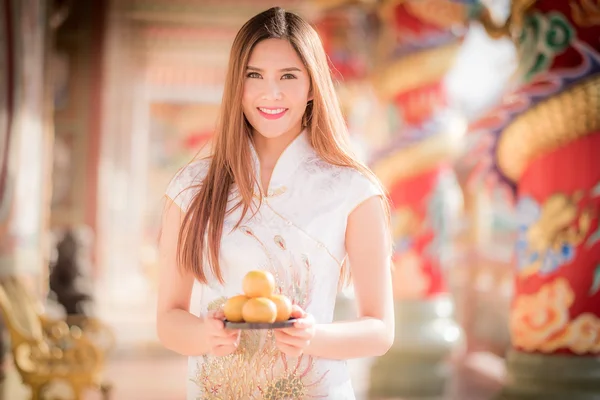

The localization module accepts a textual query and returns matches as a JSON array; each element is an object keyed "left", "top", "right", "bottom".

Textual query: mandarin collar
[{"left": 249, "top": 129, "right": 313, "bottom": 198}]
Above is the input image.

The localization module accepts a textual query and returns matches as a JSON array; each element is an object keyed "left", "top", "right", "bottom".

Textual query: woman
[{"left": 157, "top": 7, "right": 394, "bottom": 399}]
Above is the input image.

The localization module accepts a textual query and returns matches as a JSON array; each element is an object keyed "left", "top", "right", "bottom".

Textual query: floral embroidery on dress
[
  {"left": 274, "top": 235, "right": 286, "bottom": 250},
  {"left": 191, "top": 235, "right": 326, "bottom": 399},
  {"left": 189, "top": 210, "right": 327, "bottom": 398},
  {"left": 260, "top": 352, "right": 330, "bottom": 399},
  {"left": 192, "top": 337, "right": 329, "bottom": 399}
]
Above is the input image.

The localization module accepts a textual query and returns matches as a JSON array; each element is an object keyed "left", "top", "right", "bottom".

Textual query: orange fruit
[
  {"left": 223, "top": 294, "right": 249, "bottom": 322},
  {"left": 242, "top": 270, "right": 275, "bottom": 298},
  {"left": 242, "top": 297, "right": 277, "bottom": 323},
  {"left": 270, "top": 294, "right": 292, "bottom": 322}
]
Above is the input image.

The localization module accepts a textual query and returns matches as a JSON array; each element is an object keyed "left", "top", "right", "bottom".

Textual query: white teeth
[{"left": 259, "top": 108, "right": 286, "bottom": 115}]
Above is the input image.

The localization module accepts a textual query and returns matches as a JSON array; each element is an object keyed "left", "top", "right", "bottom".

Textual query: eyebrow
[{"left": 246, "top": 66, "right": 302, "bottom": 73}]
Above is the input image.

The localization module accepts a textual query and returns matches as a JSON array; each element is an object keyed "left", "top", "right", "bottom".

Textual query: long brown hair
[{"left": 177, "top": 7, "right": 390, "bottom": 284}]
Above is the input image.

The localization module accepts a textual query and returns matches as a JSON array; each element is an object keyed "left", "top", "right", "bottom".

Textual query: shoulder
[
  {"left": 165, "top": 157, "right": 212, "bottom": 211},
  {"left": 302, "top": 155, "right": 385, "bottom": 215},
  {"left": 343, "top": 166, "right": 386, "bottom": 215}
]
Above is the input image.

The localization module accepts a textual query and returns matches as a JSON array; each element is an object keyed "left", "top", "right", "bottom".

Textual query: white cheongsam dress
[{"left": 165, "top": 131, "right": 383, "bottom": 400}]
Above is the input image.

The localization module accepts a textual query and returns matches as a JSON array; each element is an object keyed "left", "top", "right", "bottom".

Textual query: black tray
[{"left": 224, "top": 318, "right": 297, "bottom": 330}]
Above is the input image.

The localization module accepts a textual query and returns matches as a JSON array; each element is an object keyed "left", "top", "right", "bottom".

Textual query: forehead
[{"left": 248, "top": 38, "right": 304, "bottom": 68}]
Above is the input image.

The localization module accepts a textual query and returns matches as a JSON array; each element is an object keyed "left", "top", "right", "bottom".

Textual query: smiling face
[{"left": 242, "top": 38, "right": 312, "bottom": 140}]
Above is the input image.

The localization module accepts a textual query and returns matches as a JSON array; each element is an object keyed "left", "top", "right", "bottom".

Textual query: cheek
[
  {"left": 287, "top": 83, "right": 311, "bottom": 107},
  {"left": 299, "top": 81, "right": 312, "bottom": 103},
  {"left": 242, "top": 86, "right": 256, "bottom": 112}
]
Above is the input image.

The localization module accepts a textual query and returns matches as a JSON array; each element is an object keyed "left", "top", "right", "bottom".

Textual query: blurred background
[{"left": 1, "top": 0, "right": 599, "bottom": 399}]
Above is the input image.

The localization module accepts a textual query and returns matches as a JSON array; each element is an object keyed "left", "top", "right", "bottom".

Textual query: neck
[{"left": 252, "top": 126, "right": 303, "bottom": 169}]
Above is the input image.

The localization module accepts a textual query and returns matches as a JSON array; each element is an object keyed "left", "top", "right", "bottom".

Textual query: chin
[
  {"left": 250, "top": 119, "right": 301, "bottom": 140},
  {"left": 253, "top": 127, "right": 289, "bottom": 139}
]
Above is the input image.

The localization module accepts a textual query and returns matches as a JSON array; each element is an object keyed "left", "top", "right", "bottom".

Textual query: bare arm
[
  {"left": 156, "top": 198, "right": 237, "bottom": 356},
  {"left": 303, "top": 195, "right": 395, "bottom": 359}
]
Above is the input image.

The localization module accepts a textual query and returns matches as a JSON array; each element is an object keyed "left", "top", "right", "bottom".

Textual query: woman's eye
[
  {"left": 281, "top": 74, "right": 296, "bottom": 80},
  {"left": 247, "top": 72, "right": 261, "bottom": 78}
]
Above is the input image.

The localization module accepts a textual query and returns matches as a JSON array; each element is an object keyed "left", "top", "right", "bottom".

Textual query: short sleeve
[
  {"left": 345, "top": 170, "right": 386, "bottom": 216},
  {"left": 165, "top": 159, "right": 210, "bottom": 212}
]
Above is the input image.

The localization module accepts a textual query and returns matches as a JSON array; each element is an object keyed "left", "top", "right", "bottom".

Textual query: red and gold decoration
[
  {"left": 313, "top": 9, "right": 374, "bottom": 82},
  {"left": 366, "top": 0, "right": 473, "bottom": 397},
  {"left": 370, "top": 0, "right": 471, "bottom": 301},
  {"left": 388, "top": 164, "right": 452, "bottom": 299},
  {"left": 510, "top": 129, "right": 600, "bottom": 356},
  {"left": 469, "top": 0, "right": 600, "bottom": 397}
]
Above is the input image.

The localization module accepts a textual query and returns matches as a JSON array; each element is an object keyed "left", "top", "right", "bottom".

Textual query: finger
[
  {"left": 213, "top": 309, "right": 226, "bottom": 320},
  {"left": 211, "top": 344, "right": 238, "bottom": 357},
  {"left": 277, "top": 327, "right": 312, "bottom": 339},
  {"left": 204, "top": 311, "right": 222, "bottom": 325},
  {"left": 224, "top": 327, "right": 241, "bottom": 336},
  {"left": 290, "top": 305, "right": 306, "bottom": 319},
  {"left": 275, "top": 342, "right": 303, "bottom": 358},
  {"left": 207, "top": 319, "right": 239, "bottom": 339},
  {"left": 274, "top": 331, "right": 310, "bottom": 348},
  {"left": 292, "top": 318, "right": 314, "bottom": 330},
  {"left": 213, "top": 326, "right": 239, "bottom": 338},
  {"left": 208, "top": 335, "right": 240, "bottom": 346},
  {"left": 211, "top": 334, "right": 240, "bottom": 347},
  {"left": 206, "top": 310, "right": 220, "bottom": 319},
  {"left": 206, "top": 317, "right": 225, "bottom": 331},
  {"left": 216, "top": 331, "right": 240, "bottom": 340}
]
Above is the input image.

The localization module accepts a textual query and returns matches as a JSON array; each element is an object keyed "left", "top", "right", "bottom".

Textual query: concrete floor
[
  {"left": 0, "top": 296, "right": 505, "bottom": 399},
  {"left": 0, "top": 351, "right": 503, "bottom": 400},
  {"left": 1, "top": 296, "right": 505, "bottom": 399}
]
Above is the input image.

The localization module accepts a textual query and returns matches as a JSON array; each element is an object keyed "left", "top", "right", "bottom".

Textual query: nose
[{"left": 262, "top": 78, "right": 282, "bottom": 101}]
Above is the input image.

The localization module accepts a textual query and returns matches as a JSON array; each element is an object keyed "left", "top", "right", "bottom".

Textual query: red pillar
[
  {"left": 368, "top": 1, "right": 471, "bottom": 397},
  {"left": 474, "top": 1, "right": 600, "bottom": 397}
]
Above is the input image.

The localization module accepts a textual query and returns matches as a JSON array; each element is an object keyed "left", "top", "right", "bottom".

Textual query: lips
[{"left": 257, "top": 107, "right": 288, "bottom": 120}]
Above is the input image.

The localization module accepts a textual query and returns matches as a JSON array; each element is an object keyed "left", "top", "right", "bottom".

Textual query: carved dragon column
[
  {"left": 473, "top": 1, "right": 600, "bottom": 398},
  {"left": 366, "top": 0, "right": 471, "bottom": 397}
]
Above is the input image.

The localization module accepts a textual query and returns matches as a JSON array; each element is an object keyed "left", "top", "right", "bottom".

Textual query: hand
[
  {"left": 203, "top": 310, "right": 240, "bottom": 357},
  {"left": 274, "top": 305, "right": 316, "bottom": 357}
]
